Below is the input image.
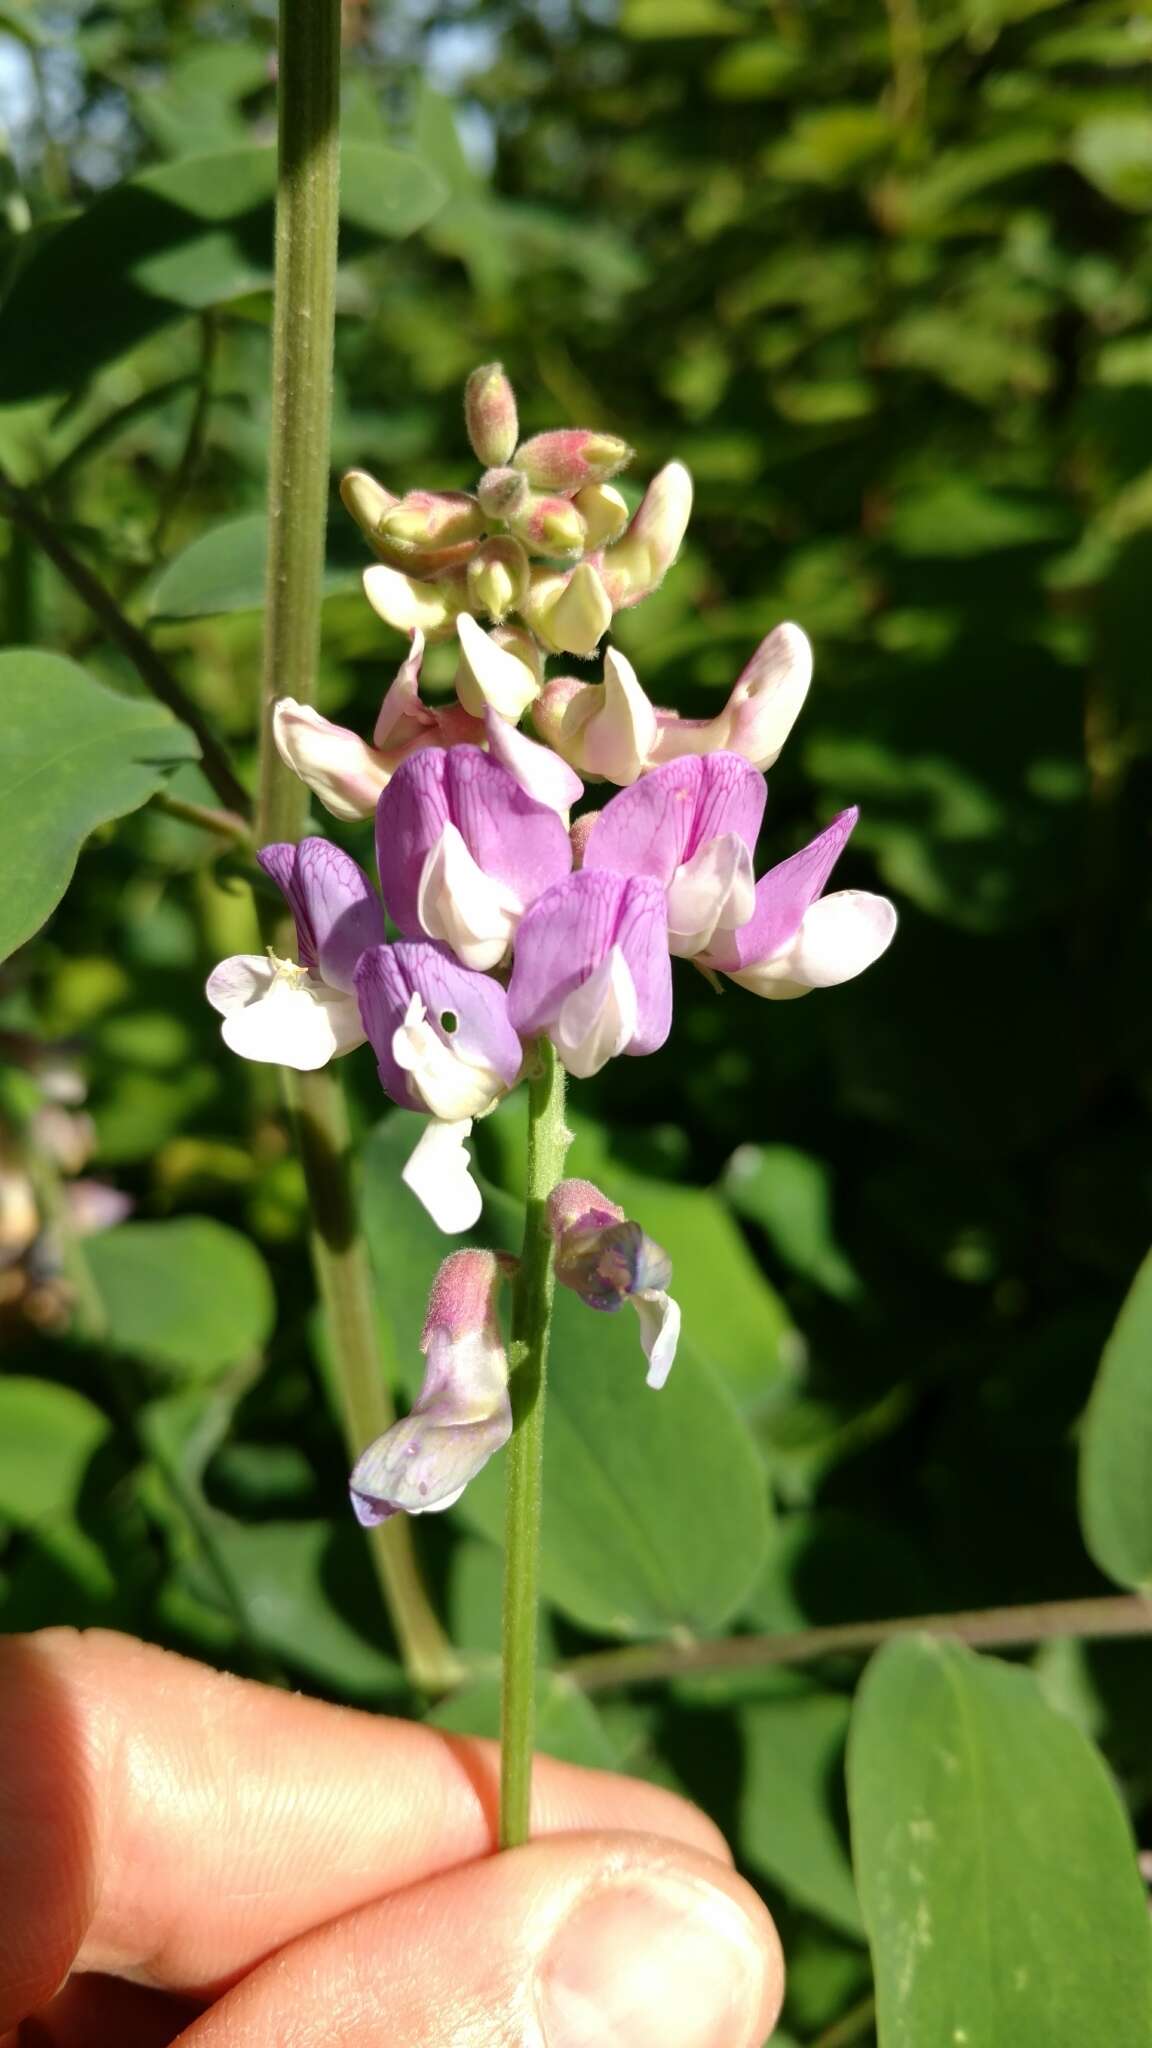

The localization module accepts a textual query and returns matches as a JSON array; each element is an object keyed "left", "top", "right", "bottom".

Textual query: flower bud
[
  {"left": 523, "top": 562, "right": 612, "bottom": 657},
  {"left": 272, "top": 699, "right": 391, "bottom": 821},
  {"left": 600, "top": 461, "right": 693, "bottom": 609},
  {"left": 477, "top": 466, "right": 530, "bottom": 521},
  {"left": 489, "top": 623, "right": 544, "bottom": 684},
  {"left": 547, "top": 1177, "right": 680, "bottom": 1388},
  {"left": 534, "top": 647, "right": 658, "bottom": 783},
  {"left": 514, "top": 429, "right": 633, "bottom": 494},
  {"left": 573, "top": 482, "right": 629, "bottom": 548},
  {"left": 381, "top": 490, "right": 485, "bottom": 554},
  {"left": 349, "top": 1248, "right": 513, "bottom": 1524},
  {"left": 362, "top": 564, "right": 467, "bottom": 640},
  {"left": 340, "top": 468, "right": 399, "bottom": 541},
  {"left": 465, "top": 362, "right": 519, "bottom": 468},
  {"left": 509, "top": 492, "right": 588, "bottom": 560},
  {"left": 454, "top": 612, "right": 541, "bottom": 722},
  {"left": 466, "top": 536, "right": 530, "bottom": 621}
]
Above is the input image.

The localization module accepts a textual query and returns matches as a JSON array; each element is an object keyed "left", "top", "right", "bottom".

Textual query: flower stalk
[
  {"left": 499, "top": 1039, "right": 572, "bottom": 1848},
  {"left": 258, "top": 0, "right": 458, "bottom": 1691}
]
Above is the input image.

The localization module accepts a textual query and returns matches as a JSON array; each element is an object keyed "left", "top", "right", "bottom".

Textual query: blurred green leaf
[
  {"left": 0, "top": 1377, "right": 110, "bottom": 1526},
  {"left": 0, "top": 651, "right": 199, "bottom": 962},
  {"left": 848, "top": 1638, "right": 1152, "bottom": 2047},
  {"left": 0, "top": 143, "right": 446, "bottom": 401},
  {"left": 1079, "top": 1248, "right": 1152, "bottom": 1591},
  {"left": 362, "top": 1117, "right": 770, "bottom": 1637},
  {"left": 429, "top": 1674, "right": 620, "bottom": 1769},
  {"left": 147, "top": 512, "right": 358, "bottom": 620},
  {"left": 723, "top": 1144, "right": 862, "bottom": 1301},
  {"left": 87, "top": 1218, "right": 275, "bottom": 1380},
  {"left": 741, "top": 1689, "right": 863, "bottom": 1938},
  {"left": 1073, "top": 114, "right": 1152, "bottom": 210}
]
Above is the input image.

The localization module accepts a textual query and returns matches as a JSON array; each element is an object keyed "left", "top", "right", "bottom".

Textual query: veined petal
[
  {"left": 455, "top": 612, "right": 540, "bottom": 722},
  {"left": 272, "top": 701, "right": 390, "bottom": 822},
  {"left": 728, "top": 889, "right": 897, "bottom": 999},
  {"left": 703, "top": 809, "right": 859, "bottom": 975},
  {"left": 207, "top": 955, "right": 363, "bottom": 1070},
  {"left": 553, "top": 944, "right": 638, "bottom": 1079},
  {"left": 584, "top": 752, "right": 765, "bottom": 887},
  {"left": 666, "top": 833, "right": 756, "bottom": 958},
  {"left": 355, "top": 941, "right": 522, "bottom": 1116},
  {"left": 416, "top": 822, "right": 523, "bottom": 972},
  {"left": 484, "top": 705, "right": 584, "bottom": 818},
  {"left": 632, "top": 1290, "right": 682, "bottom": 1389},
  {"left": 258, "top": 839, "right": 385, "bottom": 993},
  {"left": 508, "top": 870, "right": 672, "bottom": 1062},
  {"left": 401, "top": 1117, "right": 483, "bottom": 1234}
]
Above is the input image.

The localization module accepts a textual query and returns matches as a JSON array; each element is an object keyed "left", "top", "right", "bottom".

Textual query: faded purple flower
[{"left": 549, "top": 1177, "right": 681, "bottom": 1388}]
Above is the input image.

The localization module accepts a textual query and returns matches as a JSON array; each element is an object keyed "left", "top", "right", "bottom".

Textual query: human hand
[{"left": 0, "top": 1629, "right": 784, "bottom": 2046}]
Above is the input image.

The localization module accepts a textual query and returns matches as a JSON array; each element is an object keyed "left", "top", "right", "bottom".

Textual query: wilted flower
[
  {"left": 508, "top": 870, "right": 673, "bottom": 1079},
  {"left": 549, "top": 1178, "right": 681, "bottom": 1388},
  {"left": 699, "top": 807, "right": 897, "bottom": 998},
  {"left": 350, "top": 1249, "right": 513, "bottom": 1522},
  {"left": 207, "top": 839, "right": 384, "bottom": 1069}
]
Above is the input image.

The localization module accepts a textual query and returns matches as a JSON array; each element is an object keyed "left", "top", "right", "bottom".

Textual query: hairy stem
[
  {"left": 256, "top": 0, "right": 458, "bottom": 1692},
  {"left": 565, "top": 1592, "right": 1152, "bottom": 1692},
  {"left": 500, "top": 1041, "right": 572, "bottom": 1849},
  {"left": 0, "top": 464, "right": 249, "bottom": 817}
]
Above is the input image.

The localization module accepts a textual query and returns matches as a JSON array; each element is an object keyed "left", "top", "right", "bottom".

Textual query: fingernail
[{"left": 539, "top": 1870, "right": 770, "bottom": 2048}]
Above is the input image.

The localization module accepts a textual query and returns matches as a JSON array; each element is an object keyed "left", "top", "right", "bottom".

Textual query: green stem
[
  {"left": 256, "top": 0, "right": 458, "bottom": 1694},
  {"left": 500, "top": 1041, "right": 572, "bottom": 1849},
  {"left": 564, "top": 1592, "right": 1152, "bottom": 1692},
  {"left": 152, "top": 789, "right": 253, "bottom": 845},
  {"left": 256, "top": 0, "right": 342, "bottom": 848}
]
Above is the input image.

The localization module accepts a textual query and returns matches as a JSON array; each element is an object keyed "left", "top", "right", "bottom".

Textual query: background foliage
[{"left": 2, "top": 0, "right": 1152, "bottom": 2039}]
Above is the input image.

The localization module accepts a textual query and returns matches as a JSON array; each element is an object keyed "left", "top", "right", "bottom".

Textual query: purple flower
[
  {"left": 206, "top": 839, "right": 384, "bottom": 1071},
  {"left": 583, "top": 752, "right": 766, "bottom": 958},
  {"left": 548, "top": 1178, "right": 681, "bottom": 1388},
  {"left": 350, "top": 1250, "right": 513, "bottom": 1523},
  {"left": 355, "top": 941, "right": 523, "bottom": 1121},
  {"left": 507, "top": 869, "right": 672, "bottom": 1079},
  {"left": 375, "top": 744, "right": 572, "bottom": 972},
  {"left": 700, "top": 808, "right": 897, "bottom": 998}
]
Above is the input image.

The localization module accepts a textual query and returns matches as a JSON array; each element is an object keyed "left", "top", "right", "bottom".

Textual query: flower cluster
[{"left": 207, "top": 364, "right": 896, "bottom": 1522}]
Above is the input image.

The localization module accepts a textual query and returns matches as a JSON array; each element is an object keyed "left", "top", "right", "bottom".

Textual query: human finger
[
  {"left": 0, "top": 1627, "right": 725, "bottom": 2023},
  {"left": 176, "top": 1829, "right": 785, "bottom": 2048}
]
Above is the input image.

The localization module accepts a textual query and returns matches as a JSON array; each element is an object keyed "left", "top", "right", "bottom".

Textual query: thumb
[{"left": 179, "top": 1829, "right": 785, "bottom": 2047}]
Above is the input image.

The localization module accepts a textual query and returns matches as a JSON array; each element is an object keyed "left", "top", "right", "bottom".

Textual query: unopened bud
[
  {"left": 465, "top": 363, "right": 519, "bottom": 468},
  {"left": 272, "top": 699, "right": 390, "bottom": 822},
  {"left": 600, "top": 461, "right": 693, "bottom": 609},
  {"left": 455, "top": 611, "right": 541, "bottom": 722},
  {"left": 574, "top": 482, "right": 630, "bottom": 549},
  {"left": 526, "top": 561, "right": 612, "bottom": 657},
  {"left": 514, "top": 429, "right": 633, "bottom": 494},
  {"left": 489, "top": 623, "right": 544, "bottom": 684},
  {"left": 362, "top": 565, "right": 467, "bottom": 640},
  {"left": 381, "top": 491, "right": 485, "bottom": 554},
  {"left": 477, "top": 466, "right": 530, "bottom": 521},
  {"left": 467, "top": 536, "right": 530, "bottom": 621},
  {"left": 341, "top": 468, "right": 399, "bottom": 540},
  {"left": 510, "top": 492, "right": 588, "bottom": 560}
]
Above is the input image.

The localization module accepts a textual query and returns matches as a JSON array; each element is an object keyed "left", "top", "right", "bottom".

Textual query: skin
[{"left": 0, "top": 1629, "right": 784, "bottom": 2046}]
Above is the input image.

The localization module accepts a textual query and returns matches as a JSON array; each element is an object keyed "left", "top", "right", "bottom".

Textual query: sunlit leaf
[
  {"left": 87, "top": 1218, "right": 275, "bottom": 1379},
  {"left": 848, "top": 1637, "right": 1152, "bottom": 2047},
  {"left": 1079, "top": 1248, "right": 1152, "bottom": 1591},
  {"left": 741, "top": 1688, "right": 863, "bottom": 1938}
]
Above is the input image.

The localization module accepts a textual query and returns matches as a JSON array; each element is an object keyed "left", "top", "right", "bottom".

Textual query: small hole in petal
[{"left": 440, "top": 1010, "right": 459, "bottom": 1034}]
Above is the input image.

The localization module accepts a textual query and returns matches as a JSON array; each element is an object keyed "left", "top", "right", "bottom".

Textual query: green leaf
[
  {"left": 741, "top": 1690, "right": 864, "bottom": 1938},
  {"left": 723, "top": 1144, "right": 862, "bottom": 1301},
  {"left": 848, "top": 1637, "right": 1152, "bottom": 2048},
  {"left": 0, "top": 650, "right": 199, "bottom": 962},
  {"left": 0, "top": 143, "right": 446, "bottom": 402},
  {"left": 206, "top": 1518, "right": 404, "bottom": 1696},
  {"left": 0, "top": 1378, "right": 111, "bottom": 1527},
  {"left": 362, "top": 1117, "right": 770, "bottom": 1637},
  {"left": 429, "top": 1675, "right": 620, "bottom": 1770},
  {"left": 87, "top": 1218, "right": 275, "bottom": 1380},
  {"left": 147, "top": 511, "right": 359, "bottom": 620},
  {"left": 1073, "top": 114, "right": 1152, "bottom": 210},
  {"left": 1079, "top": 1248, "right": 1152, "bottom": 1590}
]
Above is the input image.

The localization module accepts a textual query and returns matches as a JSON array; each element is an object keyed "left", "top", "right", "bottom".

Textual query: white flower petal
[
  {"left": 632, "top": 1290, "right": 682, "bottom": 1389},
  {"left": 417, "top": 822, "right": 522, "bottom": 972},
  {"left": 455, "top": 612, "right": 540, "bottom": 721},
  {"left": 271, "top": 699, "right": 390, "bottom": 821},
  {"left": 402, "top": 1117, "right": 483, "bottom": 1234},
  {"left": 731, "top": 890, "right": 897, "bottom": 999},
  {"left": 391, "top": 992, "right": 505, "bottom": 1121},
  {"left": 666, "top": 833, "right": 756, "bottom": 959},
  {"left": 213, "top": 961, "right": 364, "bottom": 1069},
  {"left": 484, "top": 706, "right": 584, "bottom": 817},
  {"left": 206, "top": 955, "right": 277, "bottom": 1016},
  {"left": 581, "top": 647, "right": 659, "bottom": 785},
  {"left": 553, "top": 944, "right": 638, "bottom": 1079}
]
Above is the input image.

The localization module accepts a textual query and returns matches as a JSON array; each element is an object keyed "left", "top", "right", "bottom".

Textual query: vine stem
[
  {"left": 257, "top": 0, "right": 458, "bottom": 1692},
  {"left": 499, "top": 1041, "right": 572, "bottom": 1848},
  {"left": 564, "top": 1592, "right": 1152, "bottom": 1692}
]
